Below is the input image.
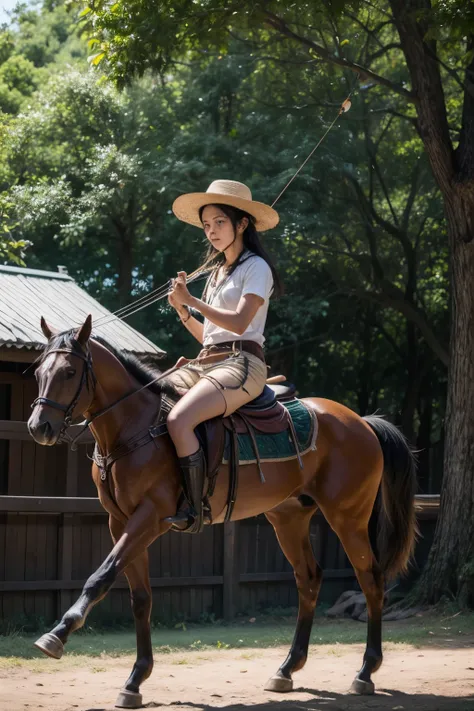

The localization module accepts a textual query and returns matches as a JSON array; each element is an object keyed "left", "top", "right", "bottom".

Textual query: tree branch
[
  {"left": 368, "top": 107, "right": 419, "bottom": 133},
  {"left": 402, "top": 163, "right": 421, "bottom": 232},
  {"left": 344, "top": 12, "right": 394, "bottom": 50},
  {"left": 368, "top": 43, "right": 402, "bottom": 62},
  {"left": 423, "top": 42, "right": 474, "bottom": 100},
  {"left": 353, "top": 287, "right": 449, "bottom": 366},
  {"left": 375, "top": 319, "right": 405, "bottom": 360},
  {"left": 262, "top": 10, "right": 416, "bottom": 102}
]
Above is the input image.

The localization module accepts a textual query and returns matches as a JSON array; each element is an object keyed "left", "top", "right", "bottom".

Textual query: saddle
[
  {"left": 93, "top": 378, "right": 300, "bottom": 527},
  {"left": 194, "top": 381, "right": 301, "bottom": 525}
]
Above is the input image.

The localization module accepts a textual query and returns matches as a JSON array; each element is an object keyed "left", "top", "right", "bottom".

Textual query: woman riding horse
[
  {"left": 28, "top": 179, "right": 417, "bottom": 708},
  {"left": 164, "top": 179, "right": 282, "bottom": 533}
]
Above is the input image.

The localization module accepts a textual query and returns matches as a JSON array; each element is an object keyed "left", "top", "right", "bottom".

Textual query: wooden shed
[{"left": 0, "top": 265, "right": 439, "bottom": 626}]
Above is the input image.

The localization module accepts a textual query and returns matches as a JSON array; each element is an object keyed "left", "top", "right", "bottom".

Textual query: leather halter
[
  {"left": 31, "top": 347, "right": 96, "bottom": 441},
  {"left": 32, "top": 342, "right": 180, "bottom": 451}
]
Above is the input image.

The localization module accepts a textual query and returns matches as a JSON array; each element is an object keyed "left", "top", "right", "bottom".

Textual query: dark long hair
[{"left": 198, "top": 203, "right": 283, "bottom": 298}]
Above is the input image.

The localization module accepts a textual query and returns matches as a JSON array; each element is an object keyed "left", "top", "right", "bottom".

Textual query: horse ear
[
  {"left": 40, "top": 317, "right": 57, "bottom": 340},
  {"left": 75, "top": 314, "right": 92, "bottom": 347}
]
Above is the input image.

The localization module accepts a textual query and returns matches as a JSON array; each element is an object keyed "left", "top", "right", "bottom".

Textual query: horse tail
[{"left": 364, "top": 415, "right": 418, "bottom": 579}]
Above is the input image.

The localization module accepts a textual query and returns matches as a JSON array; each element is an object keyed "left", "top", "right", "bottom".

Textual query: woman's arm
[
  {"left": 177, "top": 307, "right": 204, "bottom": 343},
  {"left": 169, "top": 289, "right": 204, "bottom": 344},
  {"left": 189, "top": 294, "right": 263, "bottom": 336},
  {"left": 170, "top": 271, "right": 263, "bottom": 336}
]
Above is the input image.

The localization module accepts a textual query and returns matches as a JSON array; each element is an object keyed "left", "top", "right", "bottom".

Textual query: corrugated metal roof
[{"left": 0, "top": 265, "right": 164, "bottom": 355}]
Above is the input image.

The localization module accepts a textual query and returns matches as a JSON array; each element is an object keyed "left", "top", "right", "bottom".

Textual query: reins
[
  {"left": 68, "top": 360, "right": 181, "bottom": 450},
  {"left": 32, "top": 341, "right": 181, "bottom": 450},
  {"left": 34, "top": 86, "right": 357, "bottom": 445},
  {"left": 78, "top": 87, "right": 357, "bottom": 332}
]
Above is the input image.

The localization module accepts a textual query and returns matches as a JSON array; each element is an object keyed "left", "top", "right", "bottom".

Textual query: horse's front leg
[
  {"left": 35, "top": 497, "right": 168, "bottom": 662},
  {"left": 116, "top": 543, "right": 154, "bottom": 708}
]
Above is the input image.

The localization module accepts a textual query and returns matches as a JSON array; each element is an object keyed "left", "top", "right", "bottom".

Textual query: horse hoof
[
  {"left": 34, "top": 633, "right": 64, "bottom": 660},
  {"left": 115, "top": 689, "right": 143, "bottom": 708},
  {"left": 349, "top": 678, "right": 375, "bottom": 695},
  {"left": 264, "top": 674, "right": 293, "bottom": 692}
]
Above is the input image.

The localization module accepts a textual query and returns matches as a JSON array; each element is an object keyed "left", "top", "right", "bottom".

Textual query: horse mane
[{"left": 41, "top": 329, "right": 179, "bottom": 399}]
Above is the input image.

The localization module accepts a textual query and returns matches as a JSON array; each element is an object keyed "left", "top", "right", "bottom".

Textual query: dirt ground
[{"left": 1, "top": 642, "right": 474, "bottom": 711}]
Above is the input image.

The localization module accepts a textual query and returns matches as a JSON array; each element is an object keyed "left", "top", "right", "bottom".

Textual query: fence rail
[
  {"left": 0, "top": 416, "right": 440, "bottom": 622},
  {"left": 0, "top": 494, "right": 439, "bottom": 619},
  {"left": 0, "top": 494, "right": 440, "bottom": 516}
]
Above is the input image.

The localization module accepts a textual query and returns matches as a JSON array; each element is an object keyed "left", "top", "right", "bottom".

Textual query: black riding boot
[{"left": 165, "top": 447, "right": 208, "bottom": 534}]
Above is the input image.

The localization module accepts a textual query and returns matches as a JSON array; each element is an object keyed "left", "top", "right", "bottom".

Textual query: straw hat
[{"left": 172, "top": 180, "right": 279, "bottom": 232}]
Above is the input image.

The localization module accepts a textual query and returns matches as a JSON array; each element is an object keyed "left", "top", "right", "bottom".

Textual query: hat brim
[{"left": 172, "top": 192, "right": 279, "bottom": 232}]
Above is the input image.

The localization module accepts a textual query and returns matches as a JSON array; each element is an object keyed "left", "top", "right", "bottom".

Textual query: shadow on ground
[{"left": 87, "top": 690, "right": 474, "bottom": 711}]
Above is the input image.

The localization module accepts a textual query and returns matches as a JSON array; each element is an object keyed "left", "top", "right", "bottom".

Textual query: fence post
[
  {"left": 57, "top": 445, "right": 79, "bottom": 617},
  {"left": 223, "top": 521, "right": 239, "bottom": 620}
]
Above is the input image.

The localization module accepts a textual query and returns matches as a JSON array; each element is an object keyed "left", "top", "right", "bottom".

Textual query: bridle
[
  {"left": 31, "top": 340, "right": 181, "bottom": 449},
  {"left": 31, "top": 346, "right": 96, "bottom": 443}
]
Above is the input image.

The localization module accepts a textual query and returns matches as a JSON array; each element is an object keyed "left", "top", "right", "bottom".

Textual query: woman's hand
[
  {"left": 169, "top": 271, "right": 193, "bottom": 307},
  {"left": 168, "top": 289, "right": 183, "bottom": 312}
]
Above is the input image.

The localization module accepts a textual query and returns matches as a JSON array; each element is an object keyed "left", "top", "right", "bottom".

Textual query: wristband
[{"left": 179, "top": 306, "right": 191, "bottom": 323}]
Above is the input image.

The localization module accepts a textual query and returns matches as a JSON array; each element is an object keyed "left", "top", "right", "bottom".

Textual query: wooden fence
[{"left": 0, "top": 418, "right": 440, "bottom": 624}]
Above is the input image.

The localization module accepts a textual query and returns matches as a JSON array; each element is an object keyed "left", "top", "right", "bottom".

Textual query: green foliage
[
  {"left": 0, "top": 0, "right": 86, "bottom": 115},
  {"left": 0, "top": 0, "right": 453, "bottom": 493}
]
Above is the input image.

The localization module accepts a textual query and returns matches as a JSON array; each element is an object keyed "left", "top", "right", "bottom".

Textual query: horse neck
[{"left": 85, "top": 340, "right": 158, "bottom": 453}]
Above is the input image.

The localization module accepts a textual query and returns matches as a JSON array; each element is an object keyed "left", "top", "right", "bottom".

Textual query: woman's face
[{"left": 201, "top": 205, "right": 241, "bottom": 252}]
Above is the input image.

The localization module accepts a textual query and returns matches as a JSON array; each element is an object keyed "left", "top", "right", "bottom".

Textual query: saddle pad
[{"left": 223, "top": 398, "right": 318, "bottom": 465}]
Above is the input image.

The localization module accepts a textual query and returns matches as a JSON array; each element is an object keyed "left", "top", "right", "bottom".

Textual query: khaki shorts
[{"left": 164, "top": 350, "right": 267, "bottom": 416}]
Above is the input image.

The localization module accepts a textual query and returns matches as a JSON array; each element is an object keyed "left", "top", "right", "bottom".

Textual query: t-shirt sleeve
[{"left": 240, "top": 257, "right": 274, "bottom": 301}]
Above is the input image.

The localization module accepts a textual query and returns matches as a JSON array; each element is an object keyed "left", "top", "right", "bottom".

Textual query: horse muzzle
[{"left": 27, "top": 413, "right": 63, "bottom": 446}]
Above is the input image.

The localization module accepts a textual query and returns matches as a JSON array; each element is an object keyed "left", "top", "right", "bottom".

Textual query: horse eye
[{"left": 66, "top": 368, "right": 76, "bottom": 379}]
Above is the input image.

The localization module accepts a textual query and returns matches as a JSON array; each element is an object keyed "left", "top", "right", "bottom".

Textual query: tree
[
  {"left": 0, "top": 1, "right": 85, "bottom": 115},
  {"left": 0, "top": 0, "right": 450, "bottom": 505},
  {"left": 85, "top": 0, "right": 474, "bottom": 604},
  {"left": 4, "top": 71, "right": 179, "bottom": 306},
  {"left": 0, "top": 113, "right": 31, "bottom": 263}
]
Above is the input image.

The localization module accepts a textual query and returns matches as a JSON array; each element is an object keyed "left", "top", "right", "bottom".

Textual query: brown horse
[{"left": 27, "top": 315, "right": 417, "bottom": 709}]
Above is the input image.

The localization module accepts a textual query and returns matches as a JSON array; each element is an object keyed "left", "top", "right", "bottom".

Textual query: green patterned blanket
[{"left": 223, "top": 398, "right": 317, "bottom": 465}]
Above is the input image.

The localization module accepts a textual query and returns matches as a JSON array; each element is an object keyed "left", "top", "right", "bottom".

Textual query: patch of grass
[{"left": 1, "top": 610, "right": 474, "bottom": 667}]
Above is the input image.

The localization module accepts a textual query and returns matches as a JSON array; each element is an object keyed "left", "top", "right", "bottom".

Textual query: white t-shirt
[{"left": 202, "top": 253, "right": 274, "bottom": 347}]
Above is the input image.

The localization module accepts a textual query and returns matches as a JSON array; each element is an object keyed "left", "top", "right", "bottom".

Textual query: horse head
[{"left": 28, "top": 315, "right": 95, "bottom": 445}]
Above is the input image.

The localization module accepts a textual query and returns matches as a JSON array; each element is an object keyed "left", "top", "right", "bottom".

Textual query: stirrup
[
  {"left": 166, "top": 499, "right": 212, "bottom": 532},
  {"left": 165, "top": 507, "right": 199, "bottom": 532}
]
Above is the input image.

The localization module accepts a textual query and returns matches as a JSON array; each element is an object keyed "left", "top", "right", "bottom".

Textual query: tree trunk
[
  {"left": 357, "top": 306, "right": 374, "bottom": 416},
  {"left": 397, "top": 322, "right": 419, "bottom": 443},
  {"left": 416, "top": 199, "right": 474, "bottom": 604},
  {"left": 416, "top": 368, "right": 433, "bottom": 493},
  {"left": 387, "top": 0, "right": 474, "bottom": 605}
]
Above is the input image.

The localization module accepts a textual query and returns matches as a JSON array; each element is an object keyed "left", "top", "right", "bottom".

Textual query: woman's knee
[
  {"left": 167, "top": 407, "right": 185, "bottom": 438},
  {"left": 167, "top": 403, "right": 198, "bottom": 436}
]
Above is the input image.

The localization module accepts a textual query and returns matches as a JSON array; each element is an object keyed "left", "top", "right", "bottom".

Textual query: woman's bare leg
[
  {"left": 166, "top": 378, "right": 229, "bottom": 532},
  {"left": 167, "top": 378, "right": 227, "bottom": 456}
]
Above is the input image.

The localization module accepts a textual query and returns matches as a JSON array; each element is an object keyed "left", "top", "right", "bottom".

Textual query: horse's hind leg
[
  {"left": 331, "top": 517, "right": 384, "bottom": 695},
  {"left": 264, "top": 499, "right": 321, "bottom": 692}
]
